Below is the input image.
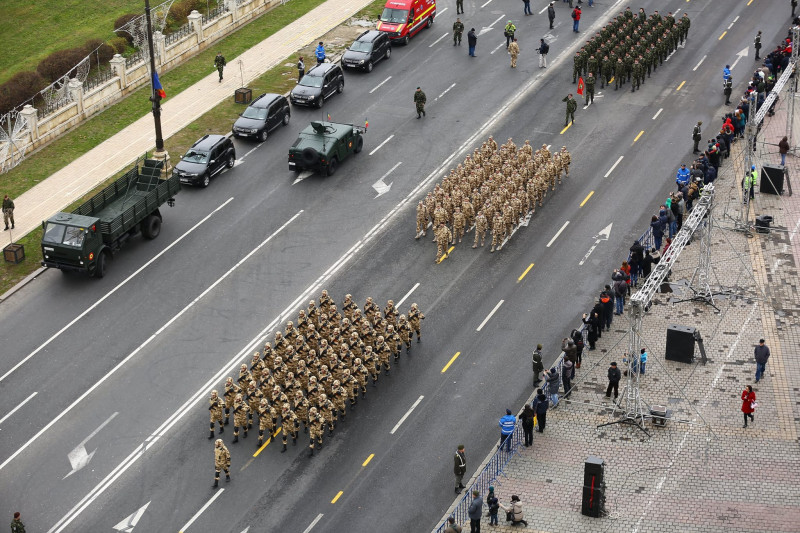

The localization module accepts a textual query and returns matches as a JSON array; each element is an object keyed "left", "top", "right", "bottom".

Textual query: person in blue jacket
[
  {"left": 722, "top": 64, "right": 731, "bottom": 81},
  {"left": 498, "top": 409, "right": 516, "bottom": 452},
  {"left": 315, "top": 42, "right": 326, "bottom": 64},
  {"left": 676, "top": 163, "right": 691, "bottom": 187}
]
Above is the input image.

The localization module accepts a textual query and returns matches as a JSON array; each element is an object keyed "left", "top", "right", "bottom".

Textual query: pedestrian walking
[
  {"left": 453, "top": 18, "right": 464, "bottom": 45},
  {"left": 545, "top": 367, "right": 560, "bottom": 406},
  {"left": 538, "top": 38, "right": 549, "bottom": 68},
  {"left": 754, "top": 338, "right": 770, "bottom": 382},
  {"left": 532, "top": 343, "right": 544, "bottom": 386},
  {"left": 754, "top": 31, "right": 762, "bottom": 60},
  {"left": 467, "top": 490, "right": 483, "bottom": 533},
  {"left": 571, "top": 6, "right": 581, "bottom": 32},
  {"left": 297, "top": 56, "right": 305, "bottom": 82},
  {"left": 2, "top": 194, "right": 15, "bottom": 230},
  {"left": 315, "top": 41, "right": 326, "bottom": 64},
  {"left": 741, "top": 385, "right": 756, "bottom": 428},
  {"left": 467, "top": 28, "right": 477, "bottom": 57},
  {"left": 456, "top": 0, "right": 464, "bottom": 14},
  {"left": 562, "top": 93, "right": 577, "bottom": 126},
  {"left": 414, "top": 87, "right": 427, "bottom": 118},
  {"left": 692, "top": 121, "right": 702, "bottom": 154},
  {"left": 500, "top": 495, "right": 528, "bottom": 527},
  {"left": 498, "top": 409, "right": 515, "bottom": 452},
  {"left": 532, "top": 388, "right": 548, "bottom": 432},
  {"left": 213, "top": 438, "right": 231, "bottom": 488},
  {"left": 779, "top": 136, "right": 790, "bottom": 166},
  {"left": 504, "top": 21, "right": 516, "bottom": 48},
  {"left": 522, "top": 0, "right": 532, "bottom": 15},
  {"left": 444, "top": 516, "right": 463, "bottom": 533},
  {"left": 10, "top": 512, "right": 25, "bottom": 533},
  {"left": 521, "top": 404, "right": 535, "bottom": 446},
  {"left": 562, "top": 359, "right": 573, "bottom": 397},
  {"left": 454, "top": 444, "right": 467, "bottom": 493},
  {"left": 508, "top": 38, "right": 520, "bottom": 68},
  {"left": 606, "top": 362, "right": 621, "bottom": 399},
  {"left": 547, "top": 2, "right": 556, "bottom": 29},
  {"left": 214, "top": 52, "right": 226, "bottom": 82}
]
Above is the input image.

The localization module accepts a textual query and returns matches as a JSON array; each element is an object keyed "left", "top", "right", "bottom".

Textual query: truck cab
[
  {"left": 41, "top": 213, "right": 104, "bottom": 276},
  {"left": 377, "top": 0, "right": 436, "bottom": 45}
]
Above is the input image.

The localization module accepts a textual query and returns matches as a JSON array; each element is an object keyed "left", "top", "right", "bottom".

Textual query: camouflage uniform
[
  {"left": 232, "top": 394, "right": 249, "bottom": 443},
  {"left": 256, "top": 398, "right": 277, "bottom": 447},
  {"left": 279, "top": 403, "right": 300, "bottom": 452},
  {"left": 208, "top": 390, "right": 224, "bottom": 438},
  {"left": 307, "top": 407, "right": 325, "bottom": 456},
  {"left": 414, "top": 88, "right": 427, "bottom": 118},
  {"left": 491, "top": 212, "right": 505, "bottom": 252},
  {"left": 213, "top": 439, "right": 230, "bottom": 487}
]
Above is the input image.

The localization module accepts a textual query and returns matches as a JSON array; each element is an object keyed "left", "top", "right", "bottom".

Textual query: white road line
[
  {"left": 476, "top": 300, "right": 504, "bottom": 332},
  {"left": 369, "top": 76, "right": 392, "bottom": 94},
  {"left": 437, "top": 83, "right": 457, "bottom": 99},
  {"left": 303, "top": 514, "right": 325, "bottom": 533},
  {"left": 481, "top": 0, "right": 492, "bottom": 7},
  {"left": 390, "top": 396, "right": 424, "bottom": 434},
  {"left": 0, "top": 392, "right": 37, "bottom": 426},
  {"left": 546, "top": 221, "right": 569, "bottom": 248},
  {"left": 692, "top": 55, "right": 706, "bottom": 72},
  {"left": 3, "top": 211, "right": 302, "bottom": 475},
  {"left": 429, "top": 32, "right": 449, "bottom": 47},
  {"left": 652, "top": 108, "right": 663, "bottom": 120},
  {"left": 733, "top": 15, "right": 740, "bottom": 23},
  {"left": 727, "top": 22, "right": 734, "bottom": 30},
  {"left": 438, "top": 7, "right": 448, "bottom": 14},
  {"left": 243, "top": 146, "right": 259, "bottom": 158},
  {"left": 538, "top": 3, "right": 549, "bottom": 14},
  {"left": 490, "top": 42, "right": 506, "bottom": 55},
  {"left": 179, "top": 489, "right": 225, "bottom": 532},
  {"left": 369, "top": 134, "right": 394, "bottom": 156},
  {"left": 546, "top": 145, "right": 551, "bottom": 150},
  {"left": 488, "top": 14, "right": 504, "bottom": 28},
  {"left": 396, "top": 283, "right": 420, "bottom": 309},
  {"left": 50, "top": 26, "right": 596, "bottom": 529},
  {"left": 0, "top": 198, "right": 234, "bottom": 385},
  {"left": 603, "top": 155, "right": 624, "bottom": 178}
]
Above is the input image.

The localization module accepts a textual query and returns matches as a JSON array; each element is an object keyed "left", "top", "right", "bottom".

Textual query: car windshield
[
  {"left": 43, "top": 223, "right": 86, "bottom": 247},
  {"left": 380, "top": 7, "right": 408, "bottom": 23},
  {"left": 350, "top": 41, "right": 373, "bottom": 53},
  {"left": 299, "top": 74, "right": 324, "bottom": 88},
  {"left": 241, "top": 106, "right": 268, "bottom": 120},
  {"left": 181, "top": 149, "right": 210, "bottom": 163}
]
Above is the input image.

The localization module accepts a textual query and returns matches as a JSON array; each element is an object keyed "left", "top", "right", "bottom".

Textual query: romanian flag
[
  {"left": 365, "top": 118, "right": 369, "bottom": 129},
  {"left": 327, "top": 113, "right": 331, "bottom": 121},
  {"left": 153, "top": 71, "right": 166, "bottom": 99},
  {"left": 577, "top": 77, "right": 584, "bottom": 96}
]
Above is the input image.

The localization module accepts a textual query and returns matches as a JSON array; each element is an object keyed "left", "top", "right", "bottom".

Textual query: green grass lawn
[{"left": 0, "top": 0, "right": 142, "bottom": 86}]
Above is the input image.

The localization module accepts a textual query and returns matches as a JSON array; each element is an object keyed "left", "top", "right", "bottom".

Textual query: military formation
[
  {"left": 572, "top": 8, "right": 690, "bottom": 93},
  {"left": 415, "top": 136, "right": 572, "bottom": 259},
  {"left": 206, "top": 291, "right": 426, "bottom": 484}
]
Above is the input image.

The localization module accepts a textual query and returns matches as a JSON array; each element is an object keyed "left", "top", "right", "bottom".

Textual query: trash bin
[
  {"left": 3, "top": 243, "right": 25, "bottom": 264},
  {"left": 235, "top": 88, "right": 252, "bottom": 104}
]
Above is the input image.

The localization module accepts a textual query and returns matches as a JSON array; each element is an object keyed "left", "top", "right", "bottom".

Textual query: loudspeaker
[
  {"left": 755, "top": 215, "right": 773, "bottom": 234},
  {"left": 581, "top": 456, "right": 605, "bottom": 517},
  {"left": 665, "top": 325, "right": 696, "bottom": 363},
  {"left": 761, "top": 164, "right": 785, "bottom": 195}
]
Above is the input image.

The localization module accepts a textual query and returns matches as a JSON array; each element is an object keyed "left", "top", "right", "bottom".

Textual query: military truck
[
  {"left": 288, "top": 121, "right": 365, "bottom": 176},
  {"left": 41, "top": 159, "right": 180, "bottom": 278}
]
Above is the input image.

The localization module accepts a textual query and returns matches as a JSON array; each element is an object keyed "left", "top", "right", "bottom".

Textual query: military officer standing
[
  {"left": 213, "top": 439, "right": 231, "bottom": 488},
  {"left": 453, "top": 18, "right": 464, "bottom": 45},
  {"left": 214, "top": 52, "right": 226, "bottom": 82},
  {"left": 563, "top": 93, "right": 577, "bottom": 126},
  {"left": 692, "top": 121, "right": 702, "bottom": 154},
  {"left": 414, "top": 87, "right": 427, "bottom": 119},
  {"left": 456, "top": 0, "right": 464, "bottom": 14},
  {"left": 508, "top": 38, "right": 520, "bottom": 68}
]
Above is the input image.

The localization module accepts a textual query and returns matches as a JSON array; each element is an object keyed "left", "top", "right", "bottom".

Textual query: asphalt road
[{"left": 0, "top": 0, "right": 790, "bottom": 531}]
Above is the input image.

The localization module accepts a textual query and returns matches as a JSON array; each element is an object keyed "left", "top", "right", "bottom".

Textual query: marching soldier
[
  {"left": 353, "top": 357, "right": 370, "bottom": 397},
  {"left": 416, "top": 200, "right": 428, "bottom": 239},
  {"left": 256, "top": 398, "right": 277, "bottom": 447},
  {"left": 473, "top": 210, "right": 488, "bottom": 248},
  {"left": 631, "top": 58, "right": 643, "bottom": 92},
  {"left": 414, "top": 87, "right": 427, "bottom": 119},
  {"left": 453, "top": 206, "right": 466, "bottom": 243},
  {"left": 435, "top": 223, "right": 453, "bottom": 262},
  {"left": 331, "top": 380, "right": 348, "bottom": 419},
  {"left": 375, "top": 335, "right": 392, "bottom": 375},
  {"left": 213, "top": 439, "right": 231, "bottom": 488},
  {"left": 491, "top": 211, "right": 504, "bottom": 253},
  {"left": 560, "top": 147, "right": 571, "bottom": 179},
  {"left": 508, "top": 38, "right": 520, "bottom": 68},
  {"left": 384, "top": 300, "right": 399, "bottom": 329},
  {"left": 397, "top": 315, "right": 413, "bottom": 352},
  {"left": 232, "top": 393, "right": 249, "bottom": 443},
  {"left": 279, "top": 402, "right": 300, "bottom": 453},
  {"left": 249, "top": 352, "right": 264, "bottom": 383},
  {"left": 214, "top": 52, "right": 226, "bottom": 82},
  {"left": 293, "top": 390, "right": 311, "bottom": 433},
  {"left": 245, "top": 381, "right": 262, "bottom": 429},
  {"left": 408, "top": 303, "right": 425, "bottom": 342},
  {"left": 208, "top": 390, "right": 224, "bottom": 439},
  {"left": 573, "top": 52, "right": 582, "bottom": 83},
  {"left": 585, "top": 72, "right": 596, "bottom": 104},
  {"left": 237, "top": 363, "right": 252, "bottom": 391},
  {"left": 386, "top": 324, "right": 402, "bottom": 361},
  {"left": 308, "top": 407, "right": 325, "bottom": 456},
  {"left": 363, "top": 346, "right": 380, "bottom": 386},
  {"left": 318, "top": 393, "right": 337, "bottom": 436},
  {"left": 223, "top": 377, "right": 239, "bottom": 425}
]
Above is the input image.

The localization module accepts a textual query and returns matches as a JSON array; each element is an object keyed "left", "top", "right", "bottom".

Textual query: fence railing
[
  {"left": 84, "top": 68, "right": 116, "bottom": 92},
  {"left": 125, "top": 49, "right": 145, "bottom": 69},
  {"left": 166, "top": 22, "right": 193, "bottom": 46},
  {"left": 202, "top": 4, "right": 228, "bottom": 24}
]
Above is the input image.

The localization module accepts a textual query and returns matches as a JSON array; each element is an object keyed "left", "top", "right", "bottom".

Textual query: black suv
[
  {"left": 232, "top": 93, "right": 291, "bottom": 142},
  {"left": 290, "top": 63, "right": 345, "bottom": 108},
  {"left": 341, "top": 30, "right": 392, "bottom": 72},
  {"left": 172, "top": 134, "right": 236, "bottom": 188}
]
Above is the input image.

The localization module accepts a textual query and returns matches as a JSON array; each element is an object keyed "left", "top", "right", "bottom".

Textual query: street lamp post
[{"left": 145, "top": 0, "right": 170, "bottom": 172}]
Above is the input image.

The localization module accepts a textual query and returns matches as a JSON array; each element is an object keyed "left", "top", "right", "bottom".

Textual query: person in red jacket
[
  {"left": 572, "top": 6, "right": 581, "bottom": 32},
  {"left": 741, "top": 385, "right": 756, "bottom": 428}
]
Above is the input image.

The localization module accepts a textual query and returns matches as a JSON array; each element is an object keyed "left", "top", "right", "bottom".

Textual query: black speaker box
[
  {"left": 581, "top": 484, "right": 604, "bottom": 517},
  {"left": 583, "top": 455, "right": 604, "bottom": 486},
  {"left": 665, "top": 324, "right": 696, "bottom": 363},
  {"left": 761, "top": 164, "right": 785, "bottom": 195}
]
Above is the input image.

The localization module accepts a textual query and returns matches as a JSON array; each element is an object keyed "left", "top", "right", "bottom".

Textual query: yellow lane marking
[
  {"left": 719, "top": 31, "right": 727, "bottom": 40},
  {"left": 517, "top": 263, "right": 534, "bottom": 282},
  {"left": 253, "top": 427, "right": 282, "bottom": 457},
  {"left": 746, "top": 0, "right": 753, "bottom": 4},
  {"left": 676, "top": 80, "right": 686, "bottom": 91},
  {"left": 633, "top": 130, "right": 644, "bottom": 143},
  {"left": 560, "top": 122, "right": 572, "bottom": 134},
  {"left": 437, "top": 245, "right": 456, "bottom": 263},
  {"left": 331, "top": 490, "right": 343, "bottom": 504},
  {"left": 362, "top": 453, "right": 375, "bottom": 467},
  {"left": 441, "top": 352, "right": 461, "bottom": 373},
  {"left": 580, "top": 190, "right": 594, "bottom": 207},
  {"left": 609, "top": 76, "right": 614, "bottom": 83}
]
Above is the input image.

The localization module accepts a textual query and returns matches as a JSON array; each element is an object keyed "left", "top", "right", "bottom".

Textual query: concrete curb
[{"left": 0, "top": 266, "right": 47, "bottom": 303}]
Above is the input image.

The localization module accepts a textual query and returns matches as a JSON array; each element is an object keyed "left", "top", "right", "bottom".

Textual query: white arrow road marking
[
  {"left": 479, "top": 15, "right": 504, "bottom": 36},
  {"left": 239, "top": 528, "right": 250, "bottom": 533},
  {"left": 64, "top": 412, "right": 118, "bottom": 479},
  {"left": 373, "top": 161, "right": 401, "bottom": 198},
  {"left": 113, "top": 501, "right": 150, "bottom": 532},
  {"left": 303, "top": 514, "right": 324, "bottom": 533},
  {"left": 429, "top": 32, "right": 449, "bottom": 47},
  {"left": 730, "top": 47, "right": 749, "bottom": 70},
  {"left": 233, "top": 159, "right": 244, "bottom": 167},
  {"left": 292, "top": 170, "right": 314, "bottom": 185},
  {"left": 579, "top": 222, "right": 613, "bottom": 266}
]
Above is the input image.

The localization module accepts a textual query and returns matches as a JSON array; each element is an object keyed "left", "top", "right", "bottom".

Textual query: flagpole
[{"left": 145, "top": 0, "right": 169, "bottom": 171}]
